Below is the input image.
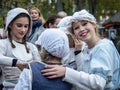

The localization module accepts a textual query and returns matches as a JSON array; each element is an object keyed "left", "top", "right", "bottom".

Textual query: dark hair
[
  {"left": 43, "top": 14, "right": 62, "bottom": 28},
  {"left": 67, "top": 34, "right": 75, "bottom": 48},
  {"left": 3, "top": 16, "right": 6, "bottom": 29},
  {"left": 8, "top": 13, "right": 31, "bottom": 53}
]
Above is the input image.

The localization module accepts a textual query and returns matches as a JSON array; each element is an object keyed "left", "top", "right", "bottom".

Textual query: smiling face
[
  {"left": 9, "top": 17, "right": 29, "bottom": 42},
  {"left": 72, "top": 20, "right": 99, "bottom": 47}
]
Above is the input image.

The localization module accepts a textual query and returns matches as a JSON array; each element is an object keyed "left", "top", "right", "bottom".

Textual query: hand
[
  {"left": 74, "top": 39, "right": 83, "bottom": 51},
  {"left": 41, "top": 65, "right": 66, "bottom": 79},
  {"left": 16, "top": 61, "right": 28, "bottom": 71}
]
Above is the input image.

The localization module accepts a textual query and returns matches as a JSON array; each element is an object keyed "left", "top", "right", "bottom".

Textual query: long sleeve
[
  {"left": 14, "top": 69, "right": 32, "bottom": 90},
  {"left": 63, "top": 39, "right": 120, "bottom": 90},
  {"left": 0, "top": 39, "right": 13, "bottom": 66},
  {"left": 0, "top": 39, "right": 41, "bottom": 88},
  {"left": 64, "top": 67, "right": 106, "bottom": 90}
]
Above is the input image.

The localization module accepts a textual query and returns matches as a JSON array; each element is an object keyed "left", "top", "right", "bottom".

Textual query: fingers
[
  {"left": 74, "top": 38, "right": 82, "bottom": 44},
  {"left": 41, "top": 65, "right": 65, "bottom": 79},
  {"left": 41, "top": 67, "right": 58, "bottom": 79},
  {"left": 41, "top": 65, "right": 57, "bottom": 75},
  {"left": 47, "top": 75, "right": 58, "bottom": 79},
  {"left": 42, "top": 69, "right": 60, "bottom": 79},
  {"left": 74, "top": 38, "right": 83, "bottom": 51},
  {"left": 41, "top": 68, "right": 56, "bottom": 73},
  {"left": 42, "top": 71, "right": 56, "bottom": 76},
  {"left": 44, "top": 65, "right": 58, "bottom": 68}
]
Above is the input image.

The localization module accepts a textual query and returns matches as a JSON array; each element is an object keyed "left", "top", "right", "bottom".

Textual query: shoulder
[
  {"left": 0, "top": 38, "right": 8, "bottom": 42},
  {"left": 27, "top": 42, "right": 37, "bottom": 48},
  {"left": 29, "top": 61, "right": 45, "bottom": 67},
  {"left": 26, "top": 42, "right": 39, "bottom": 52},
  {"left": 0, "top": 38, "right": 9, "bottom": 47},
  {"left": 95, "top": 38, "right": 114, "bottom": 50},
  {"left": 90, "top": 38, "right": 116, "bottom": 57}
]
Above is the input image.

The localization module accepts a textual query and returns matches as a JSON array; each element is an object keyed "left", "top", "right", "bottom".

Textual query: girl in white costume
[
  {"left": 0, "top": 8, "right": 40, "bottom": 90},
  {"left": 41, "top": 10, "right": 120, "bottom": 90}
]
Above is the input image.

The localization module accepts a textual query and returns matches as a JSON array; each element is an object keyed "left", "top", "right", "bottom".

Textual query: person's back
[{"left": 30, "top": 62, "right": 71, "bottom": 90}]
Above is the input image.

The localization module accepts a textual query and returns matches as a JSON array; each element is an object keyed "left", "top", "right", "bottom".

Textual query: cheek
[
  {"left": 35, "top": 13, "right": 39, "bottom": 17},
  {"left": 73, "top": 30, "right": 78, "bottom": 36}
]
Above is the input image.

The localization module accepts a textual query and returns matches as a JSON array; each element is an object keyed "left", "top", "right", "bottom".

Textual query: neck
[
  {"left": 12, "top": 37, "right": 23, "bottom": 43},
  {"left": 87, "top": 37, "right": 100, "bottom": 49},
  {"left": 43, "top": 58, "right": 62, "bottom": 65},
  {"left": 43, "top": 61, "right": 62, "bottom": 65}
]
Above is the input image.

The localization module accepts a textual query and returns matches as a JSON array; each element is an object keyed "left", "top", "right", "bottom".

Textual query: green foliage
[{"left": 0, "top": 17, "right": 3, "bottom": 28}]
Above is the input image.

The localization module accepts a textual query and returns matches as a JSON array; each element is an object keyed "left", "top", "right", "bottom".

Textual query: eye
[
  {"left": 73, "top": 26, "right": 79, "bottom": 30},
  {"left": 16, "top": 23, "right": 23, "bottom": 27},
  {"left": 24, "top": 25, "right": 29, "bottom": 28},
  {"left": 82, "top": 22, "right": 88, "bottom": 26},
  {"left": 30, "top": 12, "right": 34, "bottom": 15}
]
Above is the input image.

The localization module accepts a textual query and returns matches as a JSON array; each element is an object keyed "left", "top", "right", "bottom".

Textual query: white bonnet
[
  {"left": 57, "top": 16, "right": 72, "bottom": 29},
  {"left": 5, "top": 7, "right": 32, "bottom": 36},
  {"left": 35, "top": 28, "right": 70, "bottom": 58},
  {"left": 72, "top": 9, "right": 96, "bottom": 24},
  {"left": 57, "top": 16, "right": 73, "bottom": 35}
]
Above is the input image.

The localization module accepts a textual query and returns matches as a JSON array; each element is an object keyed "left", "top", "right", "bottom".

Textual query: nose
[
  {"left": 79, "top": 25, "right": 85, "bottom": 31},
  {"left": 21, "top": 26, "right": 26, "bottom": 32}
]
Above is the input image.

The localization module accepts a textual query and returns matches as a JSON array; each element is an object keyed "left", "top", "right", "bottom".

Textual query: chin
[{"left": 18, "top": 36, "right": 24, "bottom": 39}]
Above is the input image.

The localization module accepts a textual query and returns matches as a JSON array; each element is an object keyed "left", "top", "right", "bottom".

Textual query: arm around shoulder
[{"left": 63, "top": 67, "right": 106, "bottom": 90}]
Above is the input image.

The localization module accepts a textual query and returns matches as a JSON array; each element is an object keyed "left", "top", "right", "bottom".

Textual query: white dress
[
  {"left": 64, "top": 39, "right": 120, "bottom": 90},
  {"left": 0, "top": 38, "right": 41, "bottom": 89}
]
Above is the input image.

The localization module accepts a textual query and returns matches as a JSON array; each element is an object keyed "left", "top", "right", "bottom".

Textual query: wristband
[
  {"left": 74, "top": 50, "right": 81, "bottom": 55},
  {"left": 12, "top": 59, "right": 18, "bottom": 67}
]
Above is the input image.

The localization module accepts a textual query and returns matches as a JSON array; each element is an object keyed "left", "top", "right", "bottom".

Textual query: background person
[
  {"left": 27, "top": 6, "right": 45, "bottom": 44},
  {"left": 57, "top": 11, "right": 67, "bottom": 18},
  {"left": 43, "top": 14, "right": 62, "bottom": 28}
]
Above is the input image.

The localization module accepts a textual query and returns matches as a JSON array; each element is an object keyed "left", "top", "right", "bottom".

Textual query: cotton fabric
[
  {"left": 35, "top": 28, "right": 70, "bottom": 58},
  {"left": 72, "top": 9, "right": 96, "bottom": 24}
]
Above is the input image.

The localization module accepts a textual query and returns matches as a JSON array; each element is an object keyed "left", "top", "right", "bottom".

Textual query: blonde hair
[
  {"left": 40, "top": 48, "right": 61, "bottom": 63},
  {"left": 71, "top": 21, "right": 100, "bottom": 37},
  {"left": 28, "top": 6, "right": 45, "bottom": 24}
]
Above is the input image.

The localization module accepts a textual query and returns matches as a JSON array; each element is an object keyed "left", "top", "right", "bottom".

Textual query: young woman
[
  {"left": 0, "top": 8, "right": 40, "bottom": 90},
  {"left": 27, "top": 6, "right": 45, "bottom": 44},
  {"left": 41, "top": 10, "right": 120, "bottom": 90},
  {"left": 14, "top": 29, "right": 72, "bottom": 90}
]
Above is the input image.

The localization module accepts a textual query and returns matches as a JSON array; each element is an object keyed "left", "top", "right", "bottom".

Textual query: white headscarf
[
  {"left": 72, "top": 9, "right": 96, "bottom": 24},
  {"left": 57, "top": 16, "right": 73, "bottom": 35},
  {"left": 5, "top": 7, "right": 32, "bottom": 36},
  {"left": 57, "top": 16, "right": 72, "bottom": 29},
  {"left": 35, "top": 28, "right": 70, "bottom": 58}
]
